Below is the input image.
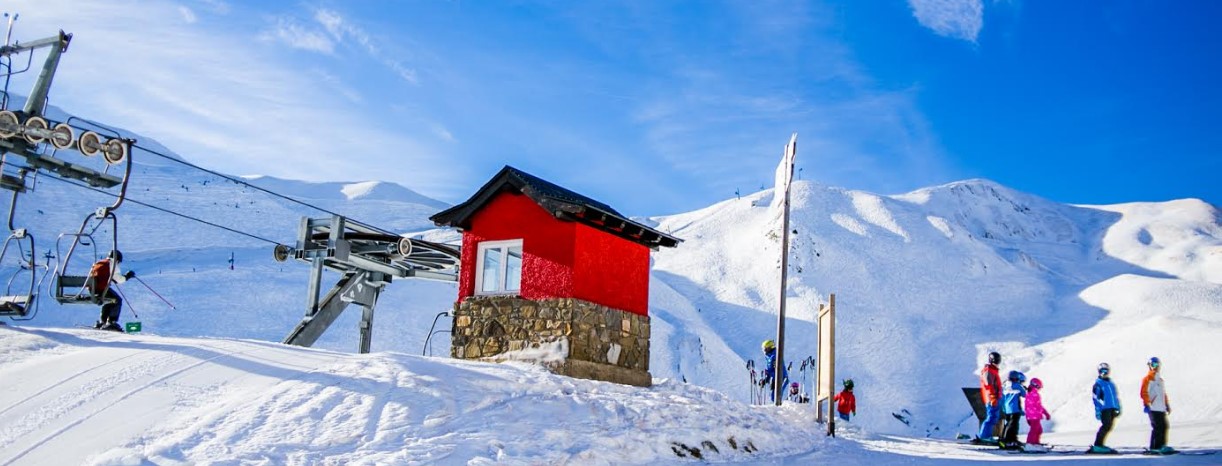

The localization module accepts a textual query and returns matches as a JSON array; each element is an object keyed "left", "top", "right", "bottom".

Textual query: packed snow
[{"left": 0, "top": 128, "right": 1219, "bottom": 464}]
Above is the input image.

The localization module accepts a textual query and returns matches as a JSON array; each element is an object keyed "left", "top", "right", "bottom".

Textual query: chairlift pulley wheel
[
  {"left": 50, "top": 123, "right": 75, "bottom": 150},
  {"left": 0, "top": 111, "right": 18, "bottom": 139},
  {"left": 22, "top": 116, "right": 48, "bottom": 144},
  {"left": 78, "top": 131, "right": 103, "bottom": 157},
  {"left": 273, "top": 244, "right": 291, "bottom": 262},
  {"left": 102, "top": 139, "right": 128, "bottom": 164}
]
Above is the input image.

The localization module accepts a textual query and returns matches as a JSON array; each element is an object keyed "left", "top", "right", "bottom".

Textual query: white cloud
[
  {"left": 262, "top": 17, "right": 334, "bottom": 54},
  {"left": 4, "top": 0, "right": 457, "bottom": 199},
  {"left": 431, "top": 124, "right": 455, "bottom": 142},
  {"left": 907, "top": 0, "right": 984, "bottom": 42},
  {"left": 178, "top": 6, "right": 197, "bottom": 24},
  {"left": 311, "top": 8, "right": 418, "bottom": 85}
]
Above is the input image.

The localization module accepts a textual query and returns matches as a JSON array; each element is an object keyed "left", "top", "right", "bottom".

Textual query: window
[{"left": 476, "top": 239, "right": 523, "bottom": 295}]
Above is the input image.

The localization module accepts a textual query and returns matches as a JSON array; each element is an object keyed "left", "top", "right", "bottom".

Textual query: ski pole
[
  {"left": 132, "top": 275, "right": 176, "bottom": 310},
  {"left": 112, "top": 283, "right": 139, "bottom": 319}
]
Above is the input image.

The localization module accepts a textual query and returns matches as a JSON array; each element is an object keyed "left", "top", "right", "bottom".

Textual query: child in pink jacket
[{"left": 1025, "top": 377, "right": 1052, "bottom": 445}]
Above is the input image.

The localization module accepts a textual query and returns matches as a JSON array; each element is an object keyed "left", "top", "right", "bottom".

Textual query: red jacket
[
  {"left": 979, "top": 363, "right": 1000, "bottom": 406},
  {"left": 834, "top": 389, "right": 856, "bottom": 415},
  {"left": 89, "top": 258, "right": 113, "bottom": 295}
]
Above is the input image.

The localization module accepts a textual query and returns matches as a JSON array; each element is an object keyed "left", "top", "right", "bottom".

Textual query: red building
[{"left": 431, "top": 166, "right": 680, "bottom": 315}]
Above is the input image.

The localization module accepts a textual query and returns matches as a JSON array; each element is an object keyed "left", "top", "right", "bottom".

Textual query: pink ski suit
[{"left": 1025, "top": 384, "right": 1052, "bottom": 445}]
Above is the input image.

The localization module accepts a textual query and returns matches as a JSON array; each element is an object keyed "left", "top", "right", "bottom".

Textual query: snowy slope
[
  {"left": 3, "top": 327, "right": 1220, "bottom": 465},
  {"left": 0, "top": 327, "right": 826, "bottom": 465},
  {"left": 647, "top": 179, "right": 1222, "bottom": 442},
  {"left": 2, "top": 122, "right": 1220, "bottom": 463},
  {"left": 2, "top": 136, "right": 458, "bottom": 355}
]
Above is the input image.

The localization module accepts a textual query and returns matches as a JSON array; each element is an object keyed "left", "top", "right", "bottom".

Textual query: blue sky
[{"left": 7, "top": 0, "right": 1219, "bottom": 216}]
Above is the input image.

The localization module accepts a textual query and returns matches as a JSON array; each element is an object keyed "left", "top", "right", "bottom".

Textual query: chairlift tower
[
  {"left": 0, "top": 22, "right": 135, "bottom": 319},
  {"left": 278, "top": 215, "right": 460, "bottom": 353}
]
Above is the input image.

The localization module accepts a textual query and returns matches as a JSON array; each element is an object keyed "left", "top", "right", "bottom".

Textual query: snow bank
[{"left": 0, "top": 327, "right": 826, "bottom": 465}]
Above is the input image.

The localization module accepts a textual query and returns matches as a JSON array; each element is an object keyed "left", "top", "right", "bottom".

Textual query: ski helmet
[
  {"left": 988, "top": 351, "right": 1001, "bottom": 365},
  {"left": 110, "top": 250, "right": 123, "bottom": 263},
  {"left": 1008, "top": 370, "right": 1021, "bottom": 381},
  {"left": 790, "top": 382, "right": 800, "bottom": 389},
  {"left": 843, "top": 379, "right": 854, "bottom": 390},
  {"left": 1149, "top": 356, "right": 1161, "bottom": 369},
  {"left": 761, "top": 340, "right": 776, "bottom": 352},
  {"left": 1029, "top": 378, "right": 1043, "bottom": 389},
  {"left": 1097, "top": 362, "right": 1110, "bottom": 375}
]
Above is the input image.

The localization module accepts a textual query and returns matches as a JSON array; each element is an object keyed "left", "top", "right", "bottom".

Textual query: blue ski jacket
[
  {"left": 1092, "top": 377, "right": 1121, "bottom": 415},
  {"left": 1001, "top": 379, "right": 1027, "bottom": 414},
  {"left": 762, "top": 349, "right": 789, "bottom": 384}
]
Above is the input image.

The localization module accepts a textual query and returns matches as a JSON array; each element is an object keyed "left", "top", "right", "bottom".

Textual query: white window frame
[{"left": 475, "top": 239, "right": 523, "bottom": 296}]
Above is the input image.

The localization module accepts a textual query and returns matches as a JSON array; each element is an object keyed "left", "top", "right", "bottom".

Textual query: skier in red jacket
[
  {"left": 834, "top": 379, "right": 857, "bottom": 421},
  {"left": 974, "top": 351, "right": 1003, "bottom": 444}
]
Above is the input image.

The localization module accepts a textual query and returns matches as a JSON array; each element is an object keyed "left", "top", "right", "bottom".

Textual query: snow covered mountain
[
  {"left": 2, "top": 124, "right": 1220, "bottom": 463},
  {"left": 647, "top": 179, "right": 1222, "bottom": 446}
]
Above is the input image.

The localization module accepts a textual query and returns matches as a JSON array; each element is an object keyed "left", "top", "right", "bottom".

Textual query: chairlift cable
[
  {"left": 32, "top": 169, "right": 284, "bottom": 246},
  {"left": 58, "top": 120, "right": 400, "bottom": 237},
  {"left": 124, "top": 142, "right": 397, "bottom": 236}
]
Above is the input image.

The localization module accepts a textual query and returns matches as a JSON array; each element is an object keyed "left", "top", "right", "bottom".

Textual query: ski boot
[
  {"left": 1087, "top": 445, "right": 1117, "bottom": 454},
  {"left": 970, "top": 437, "right": 999, "bottom": 446}
]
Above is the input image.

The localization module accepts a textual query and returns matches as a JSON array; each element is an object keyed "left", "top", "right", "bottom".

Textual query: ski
[{"left": 75, "top": 324, "right": 126, "bottom": 333}]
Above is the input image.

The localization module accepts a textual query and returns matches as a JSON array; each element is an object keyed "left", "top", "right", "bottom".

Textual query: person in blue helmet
[
  {"left": 759, "top": 340, "right": 789, "bottom": 402},
  {"left": 1090, "top": 362, "right": 1121, "bottom": 454},
  {"left": 1141, "top": 356, "right": 1175, "bottom": 454},
  {"left": 999, "top": 370, "right": 1028, "bottom": 450}
]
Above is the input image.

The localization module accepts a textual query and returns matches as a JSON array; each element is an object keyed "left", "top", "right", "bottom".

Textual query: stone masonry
[{"left": 451, "top": 296, "right": 652, "bottom": 386}]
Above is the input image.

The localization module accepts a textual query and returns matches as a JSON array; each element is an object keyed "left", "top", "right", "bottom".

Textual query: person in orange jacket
[
  {"left": 87, "top": 250, "right": 134, "bottom": 331},
  {"left": 973, "top": 351, "right": 1002, "bottom": 444},
  {"left": 1141, "top": 357, "right": 1175, "bottom": 454},
  {"left": 834, "top": 379, "right": 856, "bottom": 421}
]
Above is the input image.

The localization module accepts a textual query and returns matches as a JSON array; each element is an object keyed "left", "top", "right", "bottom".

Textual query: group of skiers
[
  {"left": 975, "top": 351, "right": 1176, "bottom": 455},
  {"left": 757, "top": 340, "right": 857, "bottom": 421}
]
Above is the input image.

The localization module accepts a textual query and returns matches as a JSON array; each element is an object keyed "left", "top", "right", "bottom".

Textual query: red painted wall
[
  {"left": 574, "top": 224, "right": 650, "bottom": 315},
  {"left": 457, "top": 191, "right": 652, "bottom": 315},
  {"left": 459, "top": 191, "right": 575, "bottom": 300}
]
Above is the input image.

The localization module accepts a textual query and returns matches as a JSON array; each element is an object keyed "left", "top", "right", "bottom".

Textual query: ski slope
[
  {"left": 0, "top": 123, "right": 1219, "bottom": 463},
  {"left": 2, "top": 326, "right": 1220, "bottom": 465}
]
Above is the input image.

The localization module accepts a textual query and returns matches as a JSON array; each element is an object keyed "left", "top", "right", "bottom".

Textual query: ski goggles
[
  {"left": 1149, "top": 361, "right": 1160, "bottom": 368},
  {"left": 1098, "top": 367, "right": 1110, "bottom": 375}
]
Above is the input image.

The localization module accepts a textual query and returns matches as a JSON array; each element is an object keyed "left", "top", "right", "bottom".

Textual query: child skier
[
  {"left": 1140, "top": 357, "right": 1175, "bottom": 454},
  {"left": 999, "top": 370, "right": 1027, "bottom": 450},
  {"left": 834, "top": 379, "right": 856, "bottom": 421},
  {"left": 787, "top": 382, "right": 810, "bottom": 403},
  {"left": 1024, "top": 377, "right": 1052, "bottom": 448},
  {"left": 759, "top": 340, "right": 789, "bottom": 402},
  {"left": 1090, "top": 362, "right": 1121, "bottom": 454}
]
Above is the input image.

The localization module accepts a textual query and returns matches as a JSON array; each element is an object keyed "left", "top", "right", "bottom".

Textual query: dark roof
[{"left": 430, "top": 166, "right": 681, "bottom": 249}]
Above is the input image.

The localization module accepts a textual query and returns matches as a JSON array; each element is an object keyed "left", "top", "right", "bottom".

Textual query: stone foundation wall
[{"left": 451, "top": 296, "right": 651, "bottom": 386}]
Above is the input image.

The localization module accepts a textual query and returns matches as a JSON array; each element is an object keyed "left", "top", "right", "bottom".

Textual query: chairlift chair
[
  {"left": 0, "top": 169, "right": 40, "bottom": 318},
  {"left": 52, "top": 210, "right": 116, "bottom": 304},
  {"left": 0, "top": 228, "right": 37, "bottom": 317}
]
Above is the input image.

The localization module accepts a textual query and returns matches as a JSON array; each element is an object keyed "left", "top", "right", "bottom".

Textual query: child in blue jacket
[
  {"left": 1090, "top": 363, "right": 1122, "bottom": 454},
  {"left": 759, "top": 340, "right": 789, "bottom": 402},
  {"left": 999, "top": 370, "right": 1028, "bottom": 449}
]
